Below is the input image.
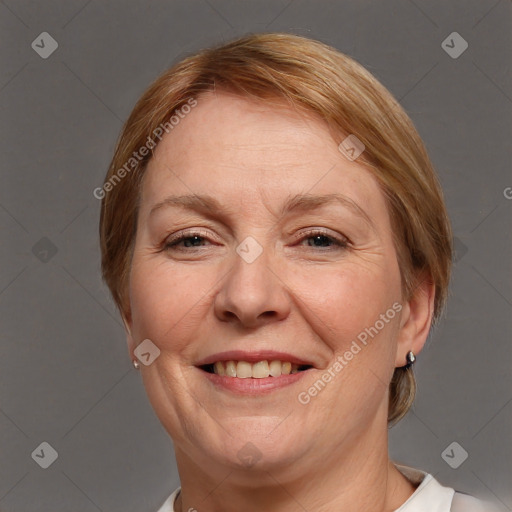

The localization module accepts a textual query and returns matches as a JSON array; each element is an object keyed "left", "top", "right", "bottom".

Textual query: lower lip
[{"left": 199, "top": 369, "right": 310, "bottom": 394}]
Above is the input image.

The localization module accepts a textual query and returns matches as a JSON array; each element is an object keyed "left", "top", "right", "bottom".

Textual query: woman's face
[{"left": 125, "top": 91, "right": 409, "bottom": 473}]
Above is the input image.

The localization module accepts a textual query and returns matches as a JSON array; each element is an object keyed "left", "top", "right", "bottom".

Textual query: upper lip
[{"left": 195, "top": 350, "right": 316, "bottom": 368}]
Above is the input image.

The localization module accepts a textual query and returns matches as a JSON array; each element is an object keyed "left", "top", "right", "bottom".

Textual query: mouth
[
  {"left": 199, "top": 360, "right": 314, "bottom": 378},
  {"left": 194, "top": 351, "right": 317, "bottom": 393}
]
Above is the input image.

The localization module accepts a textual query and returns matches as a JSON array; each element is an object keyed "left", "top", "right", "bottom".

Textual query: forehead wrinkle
[{"left": 148, "top": 190, "right": 375, "bottom": 233}]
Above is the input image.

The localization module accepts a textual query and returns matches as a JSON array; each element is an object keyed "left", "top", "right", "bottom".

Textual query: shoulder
[
  {"left": 155, "top": 487, "right": 180, "bottom": 512},
  {"left": 451, "top": 491, "right": 502, "bottom": 511},
  {"left": 394, "top": 464, "right": 498, "bottom": 512},
  {"left": 394, "top": 464, "right": 453, "bottom": 511}
]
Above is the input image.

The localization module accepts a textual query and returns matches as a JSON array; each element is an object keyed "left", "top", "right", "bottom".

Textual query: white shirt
[{"left": 156, "top": 463, "right": 492, "bottom": 512}]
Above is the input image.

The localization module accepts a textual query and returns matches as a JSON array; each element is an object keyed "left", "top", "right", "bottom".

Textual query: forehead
[{"left": 140, "top": 91, "right": 388, "bottom": 223}]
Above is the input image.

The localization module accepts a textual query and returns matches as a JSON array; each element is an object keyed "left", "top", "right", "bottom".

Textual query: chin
[{"left": 207, "top": 419, "right": 306, "bottom": 471}]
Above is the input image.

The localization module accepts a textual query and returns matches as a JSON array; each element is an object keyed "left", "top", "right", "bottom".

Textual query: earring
[
  {"left": 132, "top": 359, "right": 140, "bottom": 370},
  {"left": 404, "top": 350, "right": 416, "bottom": 369}
]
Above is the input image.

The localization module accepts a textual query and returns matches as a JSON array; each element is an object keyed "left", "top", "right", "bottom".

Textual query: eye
[
  {"left": 294, "top": 229, "right": 349, "bottom": 251},
  {"left": 163, "top": 228, "right": 349, "bottom": 253},
  {"left": 164, "top": 230, "right": 216, "bottom": 251}
]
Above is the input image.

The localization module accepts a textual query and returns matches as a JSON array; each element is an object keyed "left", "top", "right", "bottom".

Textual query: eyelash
[{"left": 164, "top": 229, "right": 349, "bottom": 252}]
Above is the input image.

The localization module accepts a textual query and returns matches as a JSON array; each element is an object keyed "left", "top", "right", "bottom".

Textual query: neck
[{"left": 173, "top": 410, "right": 416, "bottom": 512}]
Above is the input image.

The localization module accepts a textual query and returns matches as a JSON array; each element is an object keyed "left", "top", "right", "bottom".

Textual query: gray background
[{"left": 1, "top": 1, "right": 511, "bottom": 511}]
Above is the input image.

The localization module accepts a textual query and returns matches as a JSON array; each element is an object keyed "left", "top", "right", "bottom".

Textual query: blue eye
[
  {"left": 163, "top": 229, "right": 349, "bottom": 253},
  {"left": 164, "top": 231, "right": 213, "bottom": 251},
  {"left": 297, "top": 230, "right": 348, "bottom": 250}
]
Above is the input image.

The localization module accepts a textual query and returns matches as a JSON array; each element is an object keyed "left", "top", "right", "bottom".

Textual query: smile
[{"left": 201, "top": 360, "right": 313, "bottom": 378}]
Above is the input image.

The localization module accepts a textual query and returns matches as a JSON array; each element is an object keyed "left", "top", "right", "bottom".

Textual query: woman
[{"left": 99, "top": 34, "right": 495, "bottom": 511}]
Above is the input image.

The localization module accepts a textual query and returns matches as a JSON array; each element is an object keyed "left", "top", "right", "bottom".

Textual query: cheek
[
  {"left": 289, "top": 263, "right": 401, "bottom": 430},
  {"left": 285, "top": 256, "right": 401, "bottom": 347},
  {"left": 128, "top": 256, "right": 215, "bottom": 347}
]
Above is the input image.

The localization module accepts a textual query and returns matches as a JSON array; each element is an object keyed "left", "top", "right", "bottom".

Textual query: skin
[{"left": 123, "top": 91, "right": 435, "bottom": 512}]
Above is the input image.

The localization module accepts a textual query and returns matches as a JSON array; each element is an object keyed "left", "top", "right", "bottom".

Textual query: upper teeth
[{"left": 213, "top": 360, "right": 301, "bottom": 378}]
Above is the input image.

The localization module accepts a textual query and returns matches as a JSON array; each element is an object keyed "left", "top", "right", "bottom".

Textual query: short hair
[{"left": 99, "top": 33, "right": 453, "bottom": 426}]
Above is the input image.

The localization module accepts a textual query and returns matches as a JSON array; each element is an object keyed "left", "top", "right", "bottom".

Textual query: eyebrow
[{"left": 149, "top": 192, "right": 374, "bottom": 228}]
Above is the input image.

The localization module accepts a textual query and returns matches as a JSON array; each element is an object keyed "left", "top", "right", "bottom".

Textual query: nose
[{"left": 214, "top": 244, "right": 291, "bottom": 329}]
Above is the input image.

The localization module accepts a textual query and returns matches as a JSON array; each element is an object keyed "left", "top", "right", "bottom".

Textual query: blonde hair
[{"left": 100, "top": 33, "right": 452, "bottom": 425}]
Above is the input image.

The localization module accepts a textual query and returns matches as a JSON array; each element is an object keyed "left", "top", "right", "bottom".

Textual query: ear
[{"left": 395, "top": 273, "right": 435, "bottom": 368}]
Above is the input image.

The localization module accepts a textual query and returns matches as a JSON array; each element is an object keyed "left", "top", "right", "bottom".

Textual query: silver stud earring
[
  {"left": 404, "top": 350, "right": 416, "bottom": 369},
  {"left": 132, "top": 359, "right": 140, "bottom": 370}
]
